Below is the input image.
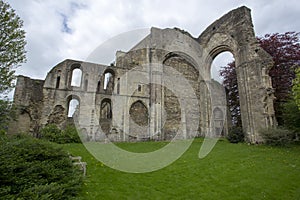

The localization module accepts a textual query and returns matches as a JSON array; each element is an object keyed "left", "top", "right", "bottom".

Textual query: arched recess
[
  {"left": 162, "top": 53, "right": 199, "bottom": 139},
  {"left": 163, "top": 51, "right": 200, "bottom": 71},
  {"left": 129, "top": 100, "right": 149, "bottom": 139},
  {"left": 56, "top": 70, "right": 61, "bottom": 89},
  {"left": 211, "top": 52, "right": 234, "bottom": 83},
  {"left": 69, "top": 63, "right": 82, "bottom": 87},
  {"left": 211, "top": 51, "right": 238, "bottom": 130},
  {"left": 100, "top": 98, "right": 112, "bottom": 119},
  {"left": 200, "top": 13, "right": 275, "bottom": 143},
  {"left": 67, "top": 95, "right": 80, "bottom": 117},
  {"left": 129, "top": 100, "right": 149, "bottom": 126},
  {"left": 213, "top": 107, "right": 224, "bottom": 136},
  {"left": 103, "top": 69, "right": 115, "bottom": 93},
  {"left": 96, "top": 80, "right": 101, "bottom": 93},
  {"left": 99, "top": 98, "right": 112, "bottom": 134}
]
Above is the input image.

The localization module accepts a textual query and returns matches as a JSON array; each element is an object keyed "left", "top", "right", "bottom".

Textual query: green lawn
[{"left": 62, "top": 139, "right": 300, "bottom": 200}]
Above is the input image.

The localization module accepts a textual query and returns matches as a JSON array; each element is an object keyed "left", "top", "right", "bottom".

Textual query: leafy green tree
[
  {"left": 0, "top": 0, "right": 26, "bottom": 132},
  {"left": 283, "top": 99, "right": 300, "bottom": 134},
  {"left": 0, "top": 99, "right": 16, "bottom": 132},
  {"left": 293, "top": 67, "right": 300, "bottom": 110},
  {"left": 0, "top": 0, "right": 26, "bottom": 94}
]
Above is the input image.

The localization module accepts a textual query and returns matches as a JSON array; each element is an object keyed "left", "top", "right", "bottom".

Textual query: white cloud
[{"left": 6, "top": 0, "right": 300, "bottom": 82}]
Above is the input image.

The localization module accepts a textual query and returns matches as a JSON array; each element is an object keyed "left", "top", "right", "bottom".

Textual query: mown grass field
[{"left": 62, "top": 139, "right": 300, "bottom": 199}]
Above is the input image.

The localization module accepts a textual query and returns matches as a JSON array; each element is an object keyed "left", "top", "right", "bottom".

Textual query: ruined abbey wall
[{"left": 10, "top": 6, "right": 276, "bottom": 143}]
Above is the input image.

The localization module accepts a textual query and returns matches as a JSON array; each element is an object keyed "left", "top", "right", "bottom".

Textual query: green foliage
[
  {"left": 260, "top": 127, "right": 294, "bottom": 146},
  {"left": 226, "top": 126, "right": 244, "bottom": 143},
  {"left": 40, "top": 124, "right": 81, "bottom": 144},
  {"left": 0, "top": 134, "right": 82, "bottom": 199},
  {"left": 63, "top": 125, "right": 82, "bottom": 143},
  {"left": 0, "top": 99, "right": 16, "bottom": 132},
  {"left": 0, "top": 0, "right": 26, "bottom": 94},
  {"left": 282, "top": 99, "right": 300, "bottom": 136},
  {"left": 293, "top": 67, "right": 300, "bottom": 110}
]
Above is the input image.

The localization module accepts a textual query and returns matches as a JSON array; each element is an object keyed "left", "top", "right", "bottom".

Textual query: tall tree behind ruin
[
  {"left": 220, "top": 32, "right": 300, "bottom": 126},
  {"left": 0, "top": 0, "right": 26, "bottom": 131},
  {"left": 0, "top": 0, "right": 26, "bottom": 95}
]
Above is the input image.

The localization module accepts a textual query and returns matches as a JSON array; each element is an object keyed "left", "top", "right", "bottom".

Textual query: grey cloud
[{"left": 5, "top": 0, "right": 300, "bottom": 82}]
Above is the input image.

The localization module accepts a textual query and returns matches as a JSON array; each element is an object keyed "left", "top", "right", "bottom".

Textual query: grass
[{"left": 62, "top": 138, "right": 300, "bottom": 199}]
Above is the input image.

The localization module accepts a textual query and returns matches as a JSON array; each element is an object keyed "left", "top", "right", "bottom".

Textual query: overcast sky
[{"left": 6, "top": 0, "right": 300, "bottom": 83}]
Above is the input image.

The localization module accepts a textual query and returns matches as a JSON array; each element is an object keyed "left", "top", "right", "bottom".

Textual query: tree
[
  {"left": 258, "top": 32, "right": 300, "bottom": 125},
  {"left": 293, "top": 67, "right": 300, "bottom": 110},
  {"left": 220, "top": 61, "right": 241, "bottom": 127},
  {"left": 220, "top": 32, "right": 300, "bottom": 126},
  {"left": 0, "top": 0, "right": 26, "bottom": 95},
  {"left": 0, "top": 0, "right": 26, "bottom": 132}
]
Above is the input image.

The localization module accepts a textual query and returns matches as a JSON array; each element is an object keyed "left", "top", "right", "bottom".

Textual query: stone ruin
[{"left": 9, "top": 6, "right": 276, "bottom": 143}]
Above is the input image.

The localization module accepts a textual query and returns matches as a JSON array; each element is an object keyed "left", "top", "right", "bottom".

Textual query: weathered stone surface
[
  {"left": 10, "top": 6, "right": 276, "bottom": 143},
  {"left": 9, "top": 76, "right": 44, "bottom": 135}
]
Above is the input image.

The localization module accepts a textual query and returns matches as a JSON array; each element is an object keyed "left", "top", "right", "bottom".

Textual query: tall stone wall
[
  {"left": 9, "top": 6, "right": 276, "bottom": 143},
  {"left": 9, "top": 76, "right": 44, "bottom": 135}
]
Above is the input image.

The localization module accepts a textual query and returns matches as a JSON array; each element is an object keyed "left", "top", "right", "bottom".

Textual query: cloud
[{"left": 5, "top": 0, "right": 300, "bottom": 82}]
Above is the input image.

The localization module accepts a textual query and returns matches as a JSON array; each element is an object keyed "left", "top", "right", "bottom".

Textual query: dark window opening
[
  {"left": 97, "top": 81, "right": 101, "bottom": 92},
  {"left": 84, "top": 79, "right": 88, "bottom": 91},
  {"left": 56, "top": 76, "right": 60, "bottom": 89},
  {"left": 138, "top": 84, "right": 142, "bottom": 92}
]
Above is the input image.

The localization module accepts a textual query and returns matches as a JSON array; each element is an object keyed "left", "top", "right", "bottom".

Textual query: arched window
[
  {"left": 56, "top": 76, "right": 60, "bottom": 89},
  {"left": 103, "top": 69, "right": 115, "bottom": 92},
  {"left": 213, "top": 107, "right": 224, "bottom": 120},
  {"left": 97, "top": 81, "right": 101, "bottom": 92},
  {"left": 71, "top": 68, "right": 82, "bottom": 87},
  {"left": 68, "top": 98, "right": 80, "bottom": 117},
  {"left": 211, "top": 52, "right": 234, "bottom": 84},
  {"left": 104, "top": 72, "right": 112, "bottom": 90},
  {"left": 213, "top": 107, "right": 224, "bottom": 136},
  {"left": 100, "top": 99, "right": 112, "bottom": 119}
]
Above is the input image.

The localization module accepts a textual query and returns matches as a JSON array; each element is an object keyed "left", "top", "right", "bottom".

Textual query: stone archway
[{"left": 198, "top": 6, "right": 276, "bottom": 142}]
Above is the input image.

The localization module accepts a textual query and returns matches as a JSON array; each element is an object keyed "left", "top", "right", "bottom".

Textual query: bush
[
  {"left": 40, "top": 124, "right": 81, "bottom": 144},
  {"left": 0, "top": 134, "right": 83, "bottom": 199},
  {"left": 62, "top": 125, "right": 82, "bottom": 143},
  {"left": 260, "top": 127, "right": 294, "bottom": 146},
  {"left": 226, "top": 126, "right": 244, "bottom": 143},
  {"left": 283, "top": 99, "right": 300, "bottom": 137}
]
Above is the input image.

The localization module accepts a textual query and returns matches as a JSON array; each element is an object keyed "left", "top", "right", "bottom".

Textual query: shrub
[
  {"left": 62, "top": 125, "right": 81, "bottom": 143},
  {"left": 40, "top": 124, "right": 81, "bottom": 144},
  {"left": 0, "top": 134, "right": 83, "bottom": 199},
  {"left": 283, "top": 99, "right": 300, "bottom": 137},
  {"left": 259, "top": 127, "right": 294, "bottom": 146},
  {"left": 226, "top": 126, "right": 244, "bottom": 143},
  {"left": 40, "top": 124, "right": 62, "bottom": 142}
]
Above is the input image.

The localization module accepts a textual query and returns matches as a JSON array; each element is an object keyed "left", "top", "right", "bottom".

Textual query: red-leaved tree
[{"left": 220, "top": 32, "right": 300, "bottom": 126}]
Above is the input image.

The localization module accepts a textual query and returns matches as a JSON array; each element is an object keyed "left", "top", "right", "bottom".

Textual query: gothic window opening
[
  {"left": 104, "top": 72, "right": 112, "bottom": 90},
  {"left": 100, "top": 99, "right": 112, "bottom": 119},
  {"left": 68, "top": 98, "right": 80, "bottom": 117},
  {"left": 97, "top": 80, "right": 101, "bottom": 92},
  {"left": 71, "top": 68, "right": 82, "bottom": 87},
  {"left": 56, "top": 76, "right": 60, "bottom": 89}
]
